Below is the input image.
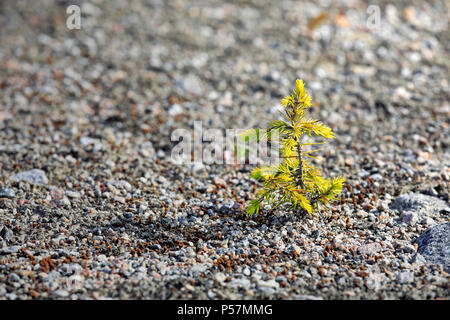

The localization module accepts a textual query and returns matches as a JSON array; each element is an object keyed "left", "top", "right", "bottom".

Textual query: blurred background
[{"left": 0, "top": 0, "right": 448, "bottom": 184}]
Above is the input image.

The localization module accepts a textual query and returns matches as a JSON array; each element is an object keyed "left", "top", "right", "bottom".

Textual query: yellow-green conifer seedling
[{"left": 242, "top": 79, "right": 345, "bottom": 216}]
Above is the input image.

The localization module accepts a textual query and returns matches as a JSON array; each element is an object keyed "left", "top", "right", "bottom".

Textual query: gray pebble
[{"left": 8, "top": 169, "right": 48, "bottom": 185}]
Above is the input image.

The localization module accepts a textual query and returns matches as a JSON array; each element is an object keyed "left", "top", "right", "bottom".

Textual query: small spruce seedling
[{"left": 242, "top": 79, "right": 345, "bottom": 216}]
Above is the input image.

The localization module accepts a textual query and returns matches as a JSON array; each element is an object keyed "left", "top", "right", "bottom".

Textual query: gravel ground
[{"left": 0, "top": 0, "right": 449, "bottom": 300}]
